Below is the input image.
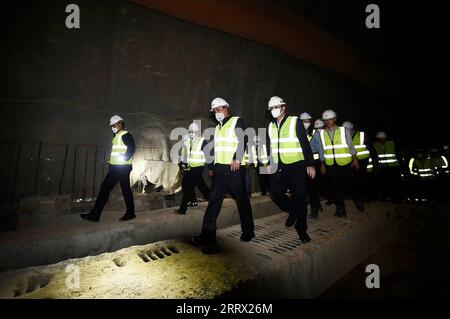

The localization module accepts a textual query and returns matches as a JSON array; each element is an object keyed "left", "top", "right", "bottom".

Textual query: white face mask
[
  {"left": 271, "top": 108, "right": 281, "bottom": 118},
  {"left": 215, "top": 112, "right": 225, "bottom": 123},
  {"left": 303, "top": 122, "right": 311, "bottom": 130},
  {"left": 189, "top": 132, "right": 196, "bottom": 139},
  {"left": 111, "top": 127, "right": 119, "bottom": 134}
]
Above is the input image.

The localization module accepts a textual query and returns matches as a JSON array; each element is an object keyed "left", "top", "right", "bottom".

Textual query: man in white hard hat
[
  {"left": 319, "top": 110, "right": 360, "bottom": 217},
  {"left": 191, "top": 97, "right": 254, "bottom": 253},
  {"left": 175, "top": 122, "right": 210, "bottom": 214},
  {"left": 373, "top": 131, "right": 401, "bottom": 201},
  {"left": 342, "top": 121, "right": 378, "bottom": 208},
  {"left": 266, "top": 96, "right": 316, "bottom": 243},
  {"left": 81, "top": 115, "right": 136, "bottom": 222},
  {"left": 314, "top": 119, "right": 324, "bottom": 130}
]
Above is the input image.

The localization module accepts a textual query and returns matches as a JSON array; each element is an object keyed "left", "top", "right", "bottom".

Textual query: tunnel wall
[{"left": 1, "top": 0, "right": 382, "bottom": 147}]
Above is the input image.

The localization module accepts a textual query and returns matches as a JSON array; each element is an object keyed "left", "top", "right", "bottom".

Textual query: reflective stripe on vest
[
  {"left": 182, "top": 136, "right": 206, "bottom": 167},
  {"left": 353, "top": 131, "right": 370, "bottom": 159},
  {"left": 214, "top": 116, "right": 239, "bottom": 165},
  {"left": 374, "top": 141, "right": 399, "bottom": 167},
  {"left": 110, "top": 130, "right": 132, "bottom": 165},
  {"left": 268, "top": 116, "right": 304, "bottom": 164},
  {"left": 258, "top": 145, "right": 269, "bottom": 165},
  {"left": 320, "top": 127, "right": 352, "bottom": 166},
  {"left": 242, "top": 145, "right": 258, "bottom": 166},
  {"left": 409, "top": 158, "right": 435, "bottom": 179},
  {"left": 367, "top": 157, "right": 374, "bottom": 172},
  {"left": 307, "top": 129, "right": 316, "bottom": 142}
]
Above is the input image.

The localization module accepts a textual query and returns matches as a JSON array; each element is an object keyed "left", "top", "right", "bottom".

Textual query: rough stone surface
[{"left": 0, "top": 201, "right": 411, "bottom": 298}]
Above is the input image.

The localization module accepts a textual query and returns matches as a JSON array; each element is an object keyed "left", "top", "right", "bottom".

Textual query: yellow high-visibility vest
[
  {"left": 320, "top": 127, "right": 352, "bottom": 166},
  {"left": 110, "top": 130, "right": 132, "bottom": 165},
  {"left": 181, "top": 136, "right": 206, "bottom": 168},
  {"left": 367, "top": 157, "right": 374, "bottom": 172},
  {"left": 374, "top": 141, "right": 399, "bottom": 167},
  {"left": 258, "top": 144, "right": 269, "bottom": 165},
  {"left": 268, "top": 116, "right": 304, "bottom": 164},
  {"left": 214, "top": 116, "right": 239, "bottom": 165},
  {"left": 353, "top": 131, "right": 370, "bottom": 160},
  {"left": 409, "top": 157, "right": 434, "bottom": 180},
  {"left": 242, "top": 144, "right": 258, "bottom": 166}
]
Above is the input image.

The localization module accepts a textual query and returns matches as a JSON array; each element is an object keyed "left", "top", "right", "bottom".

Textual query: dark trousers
[
  {"left": 179, "top": 166, "right": 210, "bottom": 212},
  {"left": 242, "top": 166, "right": 252, "bottom": 196},
  {"left": 307, "top": 160, "right": 322, "bottom": 210},
  {"left": 202, "top": 164, "right": 254, "bottom": 235},
  {"left": 353, "top": 158, "right": 369, "bottom": 201},
  {"left": 256, "top": 165, "right": 271, "bottom": 195},
  {"left": 94, "top": 165, "right": 134, "bottom": 215},
  {"left": 376, "top": 167, "right": 401, "bottom": 200},
  {"left": 270, "top": 162, "right": 308, "bottom": 232},
  {"left": 326, "top": 163, "right": 354, "bottom": 210}
]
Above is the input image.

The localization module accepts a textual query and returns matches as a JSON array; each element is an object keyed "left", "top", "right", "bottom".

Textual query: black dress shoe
[
  {"left": 240, "top": 232, "right": 255, "bottom": 242},
  {"left": 174, "top": 209, "right": 186, "bottom": 215},
  {"left": 80, "top": 213, "right": 100, "bottom": 222},
  {"left": 285, "top": 213, "right": 296, "bottom": 227},
  {"left": 334, "top": 208, "right": 347, "bottom": 218},
  {"left": 299, "top": 231, "right": 311, "bottom": 243},
  {"left": 119, "top": 214, "right": 136, "bottom": 221},
  {"left": 190, "top": 232, "right": 217, "bottom": 247},
  {"left": 295, "top": 224, "right": 311, "bottom": 243},
  {"left": 325, "top": 200, "right": 334, "bottom": 206},
  {"left": 201, "top": 244, "right": 221, "bottom": 255},
  {"left": 310, "top": 209, "right": 319, "bottom": 218},
  {"left": 354, "top": 200, "right": 365, "bottom": 212}
]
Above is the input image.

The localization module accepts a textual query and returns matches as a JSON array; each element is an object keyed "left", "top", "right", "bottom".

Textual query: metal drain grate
[{"left": 220, "top": 213, "right": 338, "bottom": 255}]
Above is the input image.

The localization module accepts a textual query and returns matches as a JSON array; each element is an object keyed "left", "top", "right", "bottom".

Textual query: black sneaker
[
  {"left": 240, "top": 232, "right": 255, "bottom": 242},
  {"left": 285, "top": 213, "right": 296, "bottom": 227},
  {"left": 80, "top": 212, "right": 100, "bottom": 222},
  {"left": 119, "top": 213, "right": 136, "bottom": 221}
]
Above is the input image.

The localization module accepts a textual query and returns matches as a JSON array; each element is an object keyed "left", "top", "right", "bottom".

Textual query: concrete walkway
[{"left": 0, "top": 195, "right": 279, "bottom": 271}]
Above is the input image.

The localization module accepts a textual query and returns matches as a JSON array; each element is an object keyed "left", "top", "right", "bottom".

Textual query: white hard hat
[
  {"left": 299, "top": 112, "right": 312, "bottom": 120},
  {"left": 322, "top": 109, "right": 337, "bottom": 120},
  {"left": 210, "top": 97, "right": 229, "bottom": 111},
  {"left": 110, "top": 115, "right": 124, "bottom": 126},
  {"left": 268, "top": 96, "right": 286, "bottom": 109},
  {"left": 376, "top": 131, "right": 387, "bottom": 139},
  {"left": 342, "top": 121, "right": 354, "bottom": 130},
  {"left": 188, "top": 122, "right": 200, "bottom": 132},
  {"left": 314, "top": 119, "right": 324, "bottom": 129}
]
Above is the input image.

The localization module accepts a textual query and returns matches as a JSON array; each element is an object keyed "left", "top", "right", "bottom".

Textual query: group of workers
[{"left": 79, "top": 97, "right": 449, "bottom": 254}]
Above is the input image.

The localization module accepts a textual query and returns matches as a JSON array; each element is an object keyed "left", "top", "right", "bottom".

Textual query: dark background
[{"left": 0, "top": 0, "right": 448, "bottom": 149}]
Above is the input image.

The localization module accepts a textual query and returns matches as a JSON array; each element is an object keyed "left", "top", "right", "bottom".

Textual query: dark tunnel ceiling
[{"left": 129, "top": 0, "right": 448, "bottom": 101}]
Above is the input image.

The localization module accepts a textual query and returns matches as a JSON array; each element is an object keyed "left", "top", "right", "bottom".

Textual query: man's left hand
[
  {"left": 351, "top": 158, "right": 360, "bottom": 171},
  {"left": 231, "top": 160, "right": 241, "bottom": 171},
  {"left": 307, "top": 166, "right": 316, "bottom": 179}
]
